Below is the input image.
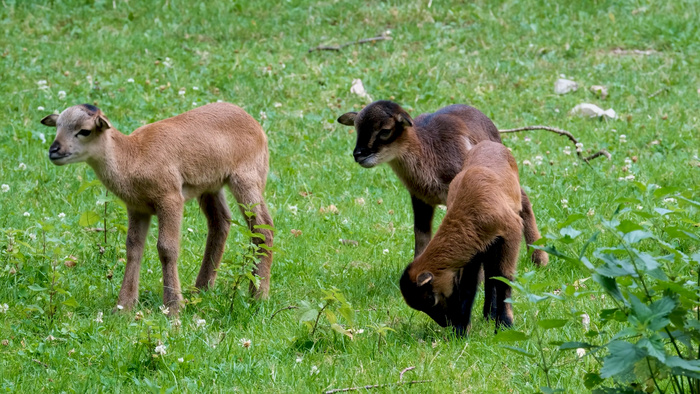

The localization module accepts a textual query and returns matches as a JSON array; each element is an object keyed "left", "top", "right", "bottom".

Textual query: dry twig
[
  {"left": 324, "top": 366, "right": 430, "bottom": 393},
  {"left": 309, "top": 35, "right": 392, "bottom": 53},
  {"left": 499, "top": 125, "right": 611, "bottom": 162},
  {"left": 269, "top": 305, "right": 298, "bottom": 320},
  {"left": 32, "top": 359, "right": 49, "bottom": 368}
]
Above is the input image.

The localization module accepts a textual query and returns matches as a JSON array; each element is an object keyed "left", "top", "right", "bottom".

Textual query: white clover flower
[
  {"left": 187, "top": 228, "right": 194, "bottom": 233},
  {"left": 116, "top": 305, "right": 124, "bottom": 310},
  {"left": 624, "top": 157, "right": 632, "bottom": 166},
  {"left": 192, "top": 86, "right": 199, "bottom": 91},
  {"left": 159, "top": 305, "right": 170, "bottom": 315},
  {"left": 259, "top": 111, "right": 267, "bottom": 120},
  {"left": 522, "top": 160, "right": 532, "bottom": 166},
  {"left": 39, "top": 133, "right": 46, "bottom": 144},
  {"left": 587, "top": 208, "right": 595, "bottom": 217},
  {"left": 625, "top": 174, "right": 635, "bottom": 181},
  {"left": 383, "top": 249, "right": 389, "bottom": 255},
  {"left": 177, "top": 357, "right": 184, "bottom": 363},
  {"left": 663, "top": 197, "right": 677, "bottom": 204},
  {"left": 0, "top": 303, "right": 8, "bottom": 313},
  {"left": 18, "top": 163, "right": 26, "bottom": 170},
  {"left": 37, "top": 80, "right": 48, "bottom": 89},
  {"left": 154, "top": 344, "right": 167, "bottom": 355},
  {"left": 37, "top": 106, "right": 45, "bottom": 111},
  {"left": 310, "top": 365, "right": 319, "bottom": 375},
  {"left": 239, "top": 338, "right": 251, "bottom": 348},
  {"left": 273, "top": 102, "right": 282, "bottom": 108},
  {"left": 636, "top": 205, "right": 643, "bottom": 210},
  {"left": 163, "top": 57, "right": 172, "bottom": 68},
  {"left": 619, "top": 134, "right": 627, "bottom": 143},
  {"left": 134, "top": 311, "right": 144, "bottom": 321},
  {"left": 23, "top": 212, "right": 30, "bottom": 217},
  {"left": 178, "top": 88, "right": 186, "bottom": 96},
  {"left": 535, "top": 155, "right": 543, "bottom": 165},
  {"left": 575, "top": 142, "right": 583, "bottom": 153},
  {"left": 172, "top": 319, "right": 182, "bottom": 328},
  {"left": 58, "top": 212, "right": 66, "bottom": 219},
  {"left": 576, "top": 348, "right": 586, "bottom": 358},
  {"left": 94, "top": 311, "right": 104, "bottom": 323},
  {"left": 192, "top": 102, "right": 197, "bottom": 106},
  {"left": 127, "top": 78, "right": 135, "bottom": 83},
  {"left": 581, "top": 313, "right": 590, "bottom": 330},
  {"left": 195, "top": 318, "right": 206, "bottom": 328},
  {"left": 287, "top": 205, "right": 298, "bottom": 215},
  {"left": 355, "top": 197, "right": 365, "bottom": 205},
  {"left": 563, "top": 146, "right": 571, "bottom": 155},
  {"left": 28, "top": 233, "right": 36, "bottom": 241},
  {"left": 561, "top": 199, "right": 569, "bottom": 209},
  {"left": 524, "top": 136, "right": 531, "bottom": 142},
  {"left": 1, "top": 184, "right": 9, "bottom": 193},
  {"left": 57, "top": 90, "right": 67, "bottom": 100},
  {"left": 295, "top": 356, "right": 303, "bottom": 363}
]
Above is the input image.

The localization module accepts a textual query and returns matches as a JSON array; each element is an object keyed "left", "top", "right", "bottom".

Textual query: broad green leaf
[
  {"left": 583, "top": 372, "right": 604, "bottom": 389},
  {"left": 253, "top": 224, "right": 275, "bottom": 231},
  {"left": 653, "top": 186, "right": 681, "bottom": 198},
  {"left": 28, "top": 284, "right": 48, "bottom": 292},
  {"left": 559, "top": 226, "right": 582, "bottom": 242},
  {"left": 593, "top": 274, "right": 625, "bottom": 302},
  {"left": 500, "top": 345, "right": 534, "bottom": 358},
  {"left": 557, "top": 213, "right": 586, "bottom": 229},
  {"left": 494, "top": 330, "right": 529, "bottom": 342},
  {"left": 616, "top": 220, "right": 644, "bottom": 234},
  {"left": 637, "top": 335, "right": 666, "bottom": 362},
  {"left": 622, "top": 230, "right": 654, "bottom": 244},
  {"left": 62, "top": 297, "right": 79, "bottom": 308},
  {"left": 654, "top": 207, "right": 674, "bottom": 216},
  {"left": 600, "top": 341, "right": 646, "bottom": 378},
  {"left": 79, "top": 211, "right": 100, "bottom": 227},
  {"left": 76, "top": 179, "right": 102, "bottom": 194},
  {"left": 537, "top": 319, "right": 568, "bottom": 329},
  {"left": 664, "top": 226, "right": 699, "bottom": 241},
  {"left": 665, "top": 356, "right": 700, "bottom": 372},
  {"left": 559, "top": 341, "right": 595, "bottom": 350}
]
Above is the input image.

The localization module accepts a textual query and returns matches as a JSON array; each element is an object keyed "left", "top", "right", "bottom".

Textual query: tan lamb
[
  {"left": 400, "top": 141, "right": 523, "bottom": 335},
  {"left": 41, "top": 102, "right": 273, "bottom": 315}
]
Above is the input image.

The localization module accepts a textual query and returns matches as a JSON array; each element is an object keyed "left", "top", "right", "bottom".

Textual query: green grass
[{"left": 1, "top": 0, "right": 699, "bottom": 392}]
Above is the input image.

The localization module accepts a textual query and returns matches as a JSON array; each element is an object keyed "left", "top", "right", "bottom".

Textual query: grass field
[{"left": 1, "top": 0, "right": 699, "bottom": 392}]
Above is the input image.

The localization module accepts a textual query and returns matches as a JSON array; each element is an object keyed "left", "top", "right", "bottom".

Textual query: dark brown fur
[
  {"left": 338, "top": 100, "right": 547, "bottom": 266},
  {"left": 400, "top": 141, "right": 523, "bottom": 335}
]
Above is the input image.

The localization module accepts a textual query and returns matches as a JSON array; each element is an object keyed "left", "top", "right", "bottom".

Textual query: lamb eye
[
  {"left": 378, "top": 129, "right": 392, "bottom": 140},
  {"left": 77, "top": 129, "right": 92, "bottom": 137}
]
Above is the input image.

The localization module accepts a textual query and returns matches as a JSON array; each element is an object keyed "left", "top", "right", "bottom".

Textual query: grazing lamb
[
  {"left": 337, "top": 100, "right": 547, "bottom": 266},
  {"left": 41, "top": 102, "right": 273, "bottom": 315},
  {"left": 400, "top": 141, "right": 523, "bottom": 335}
]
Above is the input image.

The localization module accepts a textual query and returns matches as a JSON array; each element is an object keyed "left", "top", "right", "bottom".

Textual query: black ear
[
  {"left": 95, "top": 114, "right": 111, "bottom": 132},
  {"left": 417, "top": 272, "right": 433, "bottom": 287},
  {"left": 337, "top": 112, "right": 357, "bottom": 126},
  {"left": 396, "top": 112, "right": 413, "bottom": 127},
  {"left": 41, "top": 114, "right": 58, "bottom": 127}
]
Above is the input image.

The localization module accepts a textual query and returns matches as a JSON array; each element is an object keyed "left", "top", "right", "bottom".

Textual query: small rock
[
  {"left": 590, "top": 85, "right": 608, "bottom": 100},
  {"left": 570, "top": 103, "right": 616, "bottom": 119},
  {"left": 554, "top": 78, "right": 579, "bottom": 95}
]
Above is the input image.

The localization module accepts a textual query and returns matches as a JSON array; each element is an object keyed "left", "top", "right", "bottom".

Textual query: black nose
[
  {"left": 49, "top": 141, "right": 61, "bottom": 159},
  {"left": 353, "top": 148, "right": 369, "bottom": 161}
]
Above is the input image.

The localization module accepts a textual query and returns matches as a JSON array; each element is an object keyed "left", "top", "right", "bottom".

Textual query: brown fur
[
  {"left": 338, "top": 100, "right": 547, "bottom": 266},
  {"left": 400, "top": 141, "right": 523, "bottom": 335},
  {"left": 42, "top": 102, "right": 273, "bottom": 315}
]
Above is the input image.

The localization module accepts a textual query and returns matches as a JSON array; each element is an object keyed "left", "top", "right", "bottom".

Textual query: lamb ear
[
  {"left": 417, "top": 272, "right": 433, "bottom": 287},
  {"left": 41, "top": 114, "right": 58, "bottom": 127},
  {"left": 396, "top": 113, "right": 413, "bottom": 127},
  {"left": 337, "top": 112, "right": 357, "bottom": 126},
  {"left": 95, "top": 114, "right": 111, "bottom": 132}
]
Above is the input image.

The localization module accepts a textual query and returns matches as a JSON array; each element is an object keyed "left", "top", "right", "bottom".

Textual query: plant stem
[
  {"left": 533, "top": 327, "right": 552, "bottom": 388},
  {"left": 311, "top": 303, "right": 329, "bottom": 337},
  {"left": 645, "top": 357, "right": 664, "bottom": 394}
]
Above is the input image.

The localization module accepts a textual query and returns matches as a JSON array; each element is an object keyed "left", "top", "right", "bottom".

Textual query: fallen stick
[
  {"left": 324, "top": 380, "right": 431, "bottom": 394},
  {"left": 325, "top": 366, "right": 430, "bottom": 393},
  {"left": 309, "top": 35, "right": 392, "bottom": 53},
  {"left": 269, "top": 305, "right": 298, "bottom": 320},
  {"left": 499, "top": 125, "right": 611, "bottom": 162}
]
